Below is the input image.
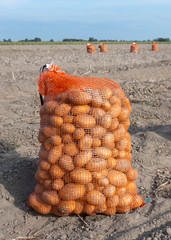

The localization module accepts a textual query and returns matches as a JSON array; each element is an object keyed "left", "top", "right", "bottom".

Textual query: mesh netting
[{"left": 28, "top": 66, "right": 144, "bottom": 216}]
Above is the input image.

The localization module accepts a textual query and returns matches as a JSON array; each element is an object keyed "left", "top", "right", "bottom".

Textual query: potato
[
  {"left": 74, "top": 200, "right": 84, "bottom": 214},
  {"left": 107, "top": 157, "right": 117, "bottom": 169},
  {"left": 44, "top": 179, "right": 52, "bottom": 190},
  {"left": 86, "top": 182, "right": 94, "bottom": 192},
  {"left": 43, "top": 126, "right": 58, "bottom": 138},
  {"left": 47, "top": 145, "right": 63, "bottom": 163},
  {"left": 36, "top": 169, "right": 49, "bottom": 181},
  {"left": 75, "top": 115, "right": 96, "bottom": 128},
  {"left": 102, "top": 133, "right": 115, "bottom": 149},
  {"left": 59, "top": 183, "right": 85, "bottom": 200},
  {"left": 52, "top": 179, "right": 64, "bottom": 191},
  {"left": 125, "top": 181, "right": 137, "bottom": 195},
  {"left": 50, "top": 116, "right": 63, "bottom": 127},
  {"left": 109, "top": 104, "right": 121, "bottom": 118},
  {"left": 73, "top": 128, "right": 85, "bottom": 140},
  {"left": 63, "top": 142, "right": 79, "bottom": 156},
  {"left": 91, "top": 125, "right": 106, "bottom": 138},
  {"left": 115, "top": 186, "right": 126, "bottom": 196},
  {"left": 103, "top": 185, "right": 116, "bottom": 197},
  {"left": 86, "top": 158, "right": 107, "bottom": 171},
  {"left": 50, "top": 135, "right": 62, "bottom": 146},
  {"left": 74, "top": 150, "right": 92, "bottom": 167},
  {"left": 91, "top": 169, "right": 108, "bottom": 179},
  {"left": 34, "top": 184, "right": 45, "bottom": 195},
  {"left": 122, "top": 97, "right": 132, "bottom": 112},
  {"left": 43, "top": 138, "right": 53, "bottom": 151},
  {"left": 110, "top": 118, "right": 119, "bottom": 131},
  {"left": 115, "top": 159, "right": 131, "bottom": 173},
  {"left": 72, "top": 105, "right": 90, "bottom": 115},
  {"left": 121, "top": 118, "right": 130, "bottom": 131},
  {"left": 91, "top": 90, "right": 103, "bottom": 107},
  {"left": 86, "top": 190, "right": 106, "bottom": 206},
  {"left": 108, "top": 170, "right": 127, "bottom": 186},
  {"left": 105, "top": 207, "right": 116, "bottom": 215},
  {"left": 118, "top": 107, "right": 130, "bottom": 122},
  {"left": 57, "top": 200, "right": 76, "bottom": 215},
  {"left": 116, "top": 205, "right": 131, "bottom": 213},
  {"left": 115, "top": 137, "right": 131, "bottom": 151},
  {"left": 54, "top": 103, "right": 71, "bottom": 116},
  {"left": 98, "top": 177, "right": 109, "bottom": 187},
  {"left": 124, "top": 132, "right": 131, "bottom": 140},
  {"left": 100, "top": 114, "right": 112, "bottom": 129},
  {"left": 68, "top": 91, "right": 92, "bottom": 105},
  {"left": 84, "top": 204, "right": 95, "bottom": 215},
  {"left": 58, "top": 154, "right": 75, "bottom": 171},
  {"left": 40, "top": 114, "right": 50, "bottom": 126},
  {"left": 130, "top": 194, "right": 144, "bottom": 209},
  {"left": 38, "top": 159, "right": 51, "bottom": 171},
  {"left": 38, "top": 133, "right": 46, "bottom": 143},
  {"left": 50, "top": 164, "right": 65, "bottom": 179},
  {"left": 112, "top": 124, "right": 126, "bottom": 141},
  {"left": 63, "top": 115, "right": 73, "bottom": 124},
  {"left": 39, "top": 146, "right": 48, "bottom": 160},
  {"left": 101, "top": 100, "right": 111, "bottom": 111},
  {"left": 126, "top": 168, "right": 138, "bottom": 181},
  {"left": 91, "top": 107, "right": 105, "bottom": 121},
  {"left": 61, "top": 123, "right": 75, "bottom": 134},
  {"left": 92, "top": 138, "right": 101, "bottom": 147},
  {"left": 28, "top": 192, "right": 52, "bottom": 214},
  {"left": 70, "top": 168, "right": 92, "bottom": 184},
  {"left": 78, "top": 135, "right": 93, "bottom": 150},
  {"left": 109, "top": 95, "right": 121, "bottom": 105},
  {"left": 34, "top": 172, "right": 44, "bottom": 185},
  {"left": 62, "top": 134, "right": 73, "bottom": 144},
  {"left": 63, "top": 172, "right": 71, "bottom": 184},
  {"left": 101, "top": 87, "right": 113, "bottom": 99},
  {"left": 106, "top": 195, "right": 119, "bottom": 208},
  {"left": 112, "top": 148, "right": 118, "bottom": 158},
  {"left": 118, "top": 193, "right": 133, "bottom": 207},
  {"left": 42, "top": 190, "right": 60, "bottom": 205},
  {"left": 44, "top": 101, "right": 58, "bottom": 115},
  {"left": 95, "top": 203, "right": 107, "bottom": 213},
  {"left": 117, "top": 151, "right": 131, "bottom": 159},
  {"left": 94, "top": 147, "right": 112, "bottom": 159}
]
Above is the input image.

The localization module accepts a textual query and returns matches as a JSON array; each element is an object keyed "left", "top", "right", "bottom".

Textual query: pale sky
[{"left": 0, "top": 0, "right": 171, "bottom": 41}]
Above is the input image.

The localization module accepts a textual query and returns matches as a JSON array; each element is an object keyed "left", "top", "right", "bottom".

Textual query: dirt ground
[{"left": 0, "top": 44, "right": 171, "bottom": 240}]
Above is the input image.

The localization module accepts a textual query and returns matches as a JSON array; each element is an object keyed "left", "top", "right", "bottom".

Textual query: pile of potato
[{"left": 28, "top": 86, "right": 144, "bottom": 216}]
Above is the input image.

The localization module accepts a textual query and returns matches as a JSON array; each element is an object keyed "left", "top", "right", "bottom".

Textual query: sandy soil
[{"left": 0, "top": 44, "right": 171, "bottom": 240}]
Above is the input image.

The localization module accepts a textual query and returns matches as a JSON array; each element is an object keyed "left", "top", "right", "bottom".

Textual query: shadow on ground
[{"left": 129, "top": 124, "right": 171, "bottom": 141}]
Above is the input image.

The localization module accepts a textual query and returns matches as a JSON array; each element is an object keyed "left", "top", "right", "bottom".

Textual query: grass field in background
[{"left": 0, "top": 41, "right": 170, "bottom": 45}]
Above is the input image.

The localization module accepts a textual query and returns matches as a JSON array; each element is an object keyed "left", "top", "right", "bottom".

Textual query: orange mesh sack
[
  {"left": 152, "top": 42, "right": 158, "bottom": 51},
  {"left": 99, "top": 43, "right": 108, "bottom": 52},
  {"left": 28, "top": 64, "right": 144, "bottom": 216},
  {"left": 87, "top": 43, "right": 96, "bottom": 53},
  {"left": 130, "top": 43, "right": 139, "bottom": 53}
]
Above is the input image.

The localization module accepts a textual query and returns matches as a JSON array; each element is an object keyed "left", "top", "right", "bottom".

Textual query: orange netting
[
  {"left": 152, "top": 43, "right": 158, "bottom": 51},
  {"left": 130, "top": 43, "right": 139, "bottom": 53},
  {"left": 99, "top": 44, "right": 108, "bottom": 53},
  {"left": 87, "top": 43, "right": 96, "bottom": 53},
  {"left": 28, "top": 65, "right": 144, "bottom": 216}
]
